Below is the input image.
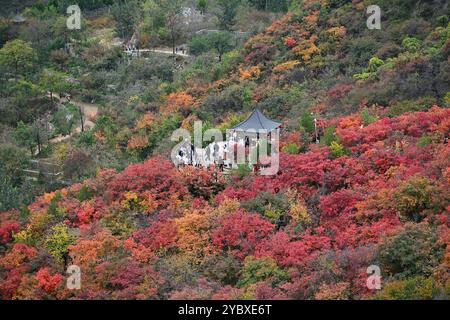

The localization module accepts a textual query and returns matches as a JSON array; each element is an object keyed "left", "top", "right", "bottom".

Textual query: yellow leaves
[
  {"left": 128, "top": 95, "right": 140, "bottom": 105},
  {"left": 327, "top": 26, "right": 347, "bottom": 39},
  {"left": 239, "top": 66, "right": 261, "bottom": 81},
  {"left": 290, "top": 202, "right": 312, "bottom": 225},
  {"left": 285, "top": 189, "right": 312, "bottom": 226},
  {"left": 273, "top": 60, "right": 301, "bottom": 73},
  {"left": 121, "top": 191, "right": 158, "bottom": 214},
  {"left": 14, "top": 211, "right": 51, "bottom": 245},
  {"left": 292, "top": 36, "right": 321, "bottom": 62},
  {"left": 213, "top": 198, "right": 241, "bottom": 220},
  {"left": 181, "top": 114, "right": 199, "bottom": 131},
  {"left": 121, "top": 192, "right": 139, "bottom": 210}
]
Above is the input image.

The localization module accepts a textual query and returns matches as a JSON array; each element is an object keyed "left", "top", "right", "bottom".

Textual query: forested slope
[{"left": 0, "top": 0, "right": 449, "bottom": 300}]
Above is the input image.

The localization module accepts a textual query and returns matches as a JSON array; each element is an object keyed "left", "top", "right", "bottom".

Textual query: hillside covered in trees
[{"left": 0, "top": 0, "right": 449, "bottom": 300}]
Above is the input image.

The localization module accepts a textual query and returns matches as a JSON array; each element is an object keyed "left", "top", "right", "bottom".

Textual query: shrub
[
  {"left": 282, "top": 143, "right": 300, "bottom": 154},
  {"left": 392, "top": 176, "right": 437, "bottom": 222},
  {"left": 237, "top": 256, "right": 289, "bottom": 288},
  {"left": 329, "top": 141, "right": 348, "bottom": 158},
  {"left": 44, "top": 223, "right": 76, "bottom": 264},
  {"left": 377, "top": 223, "right": 444, "bottom": 279},
  {"left": 375, "top": 276, "right": 441, "bottom": 300}
]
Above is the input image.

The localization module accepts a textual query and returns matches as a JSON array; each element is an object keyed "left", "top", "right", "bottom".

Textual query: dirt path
[
  {"left": 124, "top": 47, "right": 190, "bottom": 57},
  {"left": 46, "top": 94, "right": 99, "bottom": 144}
]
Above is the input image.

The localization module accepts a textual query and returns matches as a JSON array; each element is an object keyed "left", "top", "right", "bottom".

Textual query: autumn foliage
[{"left": 1, "top": 107, "right": 449, "bottom": 300}]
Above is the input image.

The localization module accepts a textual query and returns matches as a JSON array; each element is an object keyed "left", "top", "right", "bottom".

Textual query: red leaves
[
  {"left": 0, "top": 220, "right": 20, "bottom": 244},
  {"left": 212, "top": 210, "right": 274, "bottom": 260},
  {"left": 107, "top": 157, "right": 189, "bottom": 209},
  {"left": 110, "top": 262, "right": 163, "bottom": 299},
  {"left": 35, "top": 268, "right": 63, "bottom": 294},
  {"left": 76, "top": 198, "right": 106, "bottom": 226},
  {"left": 257, "top": 231, "right": 332, "bottom": 268},
  {"left": 129, "top": 220, "right": 178, "bottom": 252},
  {"left": 319, "top": 189, "right": 362, "bottom": 219},
  {"left": 284, "top": 37, "right": 297, "bottom": 48}
]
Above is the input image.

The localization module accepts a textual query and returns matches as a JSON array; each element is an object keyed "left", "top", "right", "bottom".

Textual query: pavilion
[{"left": 173, "top": 109, "right": 282, "bottom": 173}]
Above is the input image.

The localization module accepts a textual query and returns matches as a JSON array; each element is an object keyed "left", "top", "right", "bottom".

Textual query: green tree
[
  {"left": 39, "top": 68, "right": 72, "bottom": 105},
  {"left": 0, "top": 39, "right": 36, "bottom": 80},
  {"left": 197, "top": 0, "right": 207, "bottom": 14},
  {"left": 300, "top": 111, "right": 315, "bottom": 134},
  {"left": 111, "top": 0, "right": 142, "bottom": 39},
  {"left": 160, "top": 0, "right": 185, "bottom": 54},
  {"left": 238, "top": 256, "right": 289, "bottom": 288},
  {"left": 378, "top": 223, "right": 444, "bottom": 279},
  {"left": 0, "top": 144, "right": 30, "bottom": 186},
  {"left": 13, "top": 121, "right": 37, "bottom": 156},
  {"left": 282, "top": 143, "right": 300, "bottom": 154},
  {"left": 207, "top": 31, "right": 234, "bottom": 61},
  {"left": 248, "top": 0, "right": 290, "bottom": 12},
  {"left": 375, "top": 276, "right": 443, "bottom": 300},
  {"left": 13, "top": 118, "right": 51, "bottom": 156},
  {"left": 188, "top": 31, "right": 234, "bottom": 61},
  {"left": 217, "top": 0, "right": 241, "bottom": 30},
  {"left": 51, "top": 104, "right": 77, "bottom": 136},
  {"left": 392, "top": 176, "right": 437, "bottom": 222}
]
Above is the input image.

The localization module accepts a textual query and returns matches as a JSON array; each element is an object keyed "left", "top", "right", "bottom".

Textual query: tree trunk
[
  {"left": 36, "top": 130, "right": 41, "bottom": 155},
  {"left": 172, "top": 35, "right": 176, "bottom": 55},
  {"left": 78, "top": 106, "right": 85, "bottom": 133}
]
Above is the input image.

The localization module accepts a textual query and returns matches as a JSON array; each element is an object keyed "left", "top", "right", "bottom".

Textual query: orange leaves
[
  {"left": 124, "top": 238, "right": 155, "bottom": 263},
  {"left": 126, "top": 135, "right": 148, "bottom": 151},
  {"left": 239, "top": 66, "right": 261, "bottom": 81},
  {"left": 69, "top": 230, "right": 121, "bottom": 269},
  {"left": 136, "top": 113, "right": 156, "bottom": 130},
  {"left": 338, "top": 114, "right": 363, "bottom": 130},
  {"left": 315, "top": 282, "right": 350, "bottom": 300},
  {"left": 292, "top": 36, "right": 321, "bottom": 62},
  {"left": 162, "top": 91, "right": 195, "bottom": 116},
  {"left": 0, "top": 244, "right": 37, "bottom": 270},
  {"left": 304, "top": 10, "right": 320, "bottom": 28},
  {"left": 174, "top": 210, "right": 214, "bottom": 262}
]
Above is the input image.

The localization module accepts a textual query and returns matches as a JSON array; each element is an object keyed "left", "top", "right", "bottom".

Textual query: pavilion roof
[{"left": 232, "top": 109, "right": 282, "bottom": 132}]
